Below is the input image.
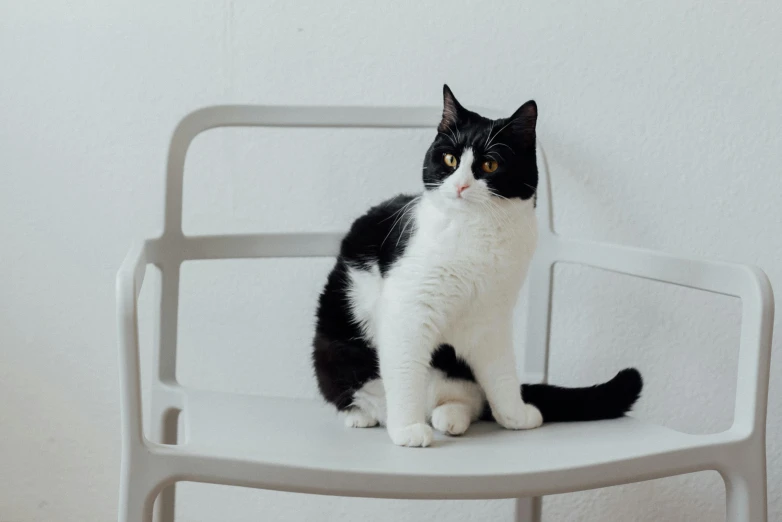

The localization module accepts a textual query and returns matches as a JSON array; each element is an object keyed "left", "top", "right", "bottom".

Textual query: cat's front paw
[
  {"left": 494, "top": 403, "right": 543, "bottom": 430},
  {"left": 388, "top": 422, "right": 433, "bottom": 447}
]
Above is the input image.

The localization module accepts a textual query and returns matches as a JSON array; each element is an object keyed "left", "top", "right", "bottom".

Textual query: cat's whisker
[
  {"left": 381, "top": 218, "right": 405, "bottom": 249},
  {"left": 475, "top": 197, "right": 500, "bottom": 224},
  {"left": 447, "top": 126, "right": 459, "bottom": 146},
  {"left": 393, "top": 197, "right": 418, "bottom": 228},
  {"left": 485, "top": 118, "right": 516, "bottom": 150},
  {"left": 395, "top": 204, "right": 418, "bottom": 249},
  {"left": 380, "top": 196, "right": 419, "bottom": 247},
  {"left": 488, "top": 201, "right": 512, "bottom": 228},
  {"left": 487, "top": 142, "right": 514, "bottom": 155},
  {"left": 484, "top": 196, "right": 515, "bottom": 226},
  {"left": 478, "top": 200, "right": 498, "bottom": 228},
  {"left": 484, "top": 200, "right": 508, "bottom": 230},
  {"left": 380, "top": 205, "right": 406, "bottom": 224},
  {"left": 439, "top": 131, "right": 457, "bottom": 147},
  {"left": 522, "top": 182, "right": 538, "bottom": 196},
  {"left": 380, "top": 196, "right": 418, "bottom": 223},
  {"left": 484, "top": 121, "right": 495, "bottom": 148}
]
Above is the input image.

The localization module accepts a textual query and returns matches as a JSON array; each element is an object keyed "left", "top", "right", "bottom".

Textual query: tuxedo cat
[{"left": 313, "top": 86, "right": 642, "bottom": 447}]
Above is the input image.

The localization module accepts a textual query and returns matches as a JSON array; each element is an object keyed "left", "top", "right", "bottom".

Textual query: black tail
[{"left": 521, "top": 368, "right": 643, "bottom": 423}]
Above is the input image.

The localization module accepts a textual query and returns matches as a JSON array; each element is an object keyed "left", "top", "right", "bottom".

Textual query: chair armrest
[
  {"left": 545, "top": 238, "right": 767, "bottom": 297},
  {"left": 543, "top": 237, "right": 774, "bottom": 438},
  {"left": 116, "top": 241, "right": 148, "bottom": 448}
]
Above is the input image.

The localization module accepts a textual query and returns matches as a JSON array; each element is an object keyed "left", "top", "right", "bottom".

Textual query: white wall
[{"left": 1, "top": 1, "right": 780, "bottom": 521}]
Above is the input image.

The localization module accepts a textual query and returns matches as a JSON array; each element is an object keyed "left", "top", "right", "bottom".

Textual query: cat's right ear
[{"left": 438, "top": 84, "right": 464, "bottom": 133}]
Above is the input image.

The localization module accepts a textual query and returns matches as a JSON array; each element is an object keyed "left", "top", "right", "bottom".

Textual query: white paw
[
  {"left": 388, "top": 422, "right": 433, "bottom": 447},
  {"left": 431, "top": 404, "right": 471, "bottom": 436},
  {"left": 494, "top": 403, "right": 543, "bottom": 430},
  {"left": 344, "top": 409, "right": 379, "bottom": 428}
]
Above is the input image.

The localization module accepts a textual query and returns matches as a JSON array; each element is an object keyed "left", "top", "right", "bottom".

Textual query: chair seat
[{"left": 157, "top": 389, "right": 733, "bottom": 499}]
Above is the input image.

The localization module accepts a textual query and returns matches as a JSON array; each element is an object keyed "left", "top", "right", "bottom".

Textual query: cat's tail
[{"left": 521, "top": 368, "right": 643, "bottom": 423}]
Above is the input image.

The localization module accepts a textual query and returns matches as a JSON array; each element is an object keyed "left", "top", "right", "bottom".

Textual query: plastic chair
[{"left": 116, "top": 105, "right": 773, "bottom": 522}]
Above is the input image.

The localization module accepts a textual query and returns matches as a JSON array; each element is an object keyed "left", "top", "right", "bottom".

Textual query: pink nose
[{"left": 456, "top": 183, "right": 471, "bottom": 196}]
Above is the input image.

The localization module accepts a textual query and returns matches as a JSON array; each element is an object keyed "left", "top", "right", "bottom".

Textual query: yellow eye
[
  {"left": 443, "top": 153, "right": 458, "bottom": 168},
  {"left": 482, "top": 160, "right": 499, "bottom": 173}
]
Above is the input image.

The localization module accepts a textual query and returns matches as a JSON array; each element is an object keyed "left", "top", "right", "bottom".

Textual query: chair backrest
[{"left": 153, "top": 105, "right": 554, "bottom": 385}]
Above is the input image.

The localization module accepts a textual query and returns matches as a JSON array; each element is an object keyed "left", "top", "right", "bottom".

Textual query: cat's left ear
[
  {"left": 508, "top": 100, "right": 537, "bottom": 149},
  {"left": 438, "top": 84, "right": 466, "bottom": 133}
]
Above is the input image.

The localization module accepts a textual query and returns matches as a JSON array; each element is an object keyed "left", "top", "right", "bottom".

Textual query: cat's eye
[
  {"left": 443, "top": 153, "right": 458, "bottom": 168},
  {"left": 482, "top": 160, "right": 499, "bottom": 173}
]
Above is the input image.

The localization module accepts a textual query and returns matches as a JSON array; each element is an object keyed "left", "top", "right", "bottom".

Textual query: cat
[{"left": 312, "top": 85, "right": 642, "bottom": 447}]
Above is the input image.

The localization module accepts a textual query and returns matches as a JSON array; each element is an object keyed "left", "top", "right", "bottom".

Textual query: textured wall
[{"left": 1, "top": 1, "right": 780, "bottom": 521}]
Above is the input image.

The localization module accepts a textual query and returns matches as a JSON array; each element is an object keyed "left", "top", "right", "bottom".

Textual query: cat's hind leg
[
  {"left": 346, "top": 378, "right": 386, "bottom": 428},
  {"left": 312, "top": 334, "right": 382, "bottom": 427},
  {"left": 343, "top": 408, "right": 379, "bottom": 428},
  {"left": 428, "top": 371, "right": 485, "bottom": 436},
  {"left": 431, "top": 403, "right": 472, "bottom": 435}
]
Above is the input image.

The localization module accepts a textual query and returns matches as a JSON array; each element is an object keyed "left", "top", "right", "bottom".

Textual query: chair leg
[
  {"left": 515, "top": 497, "right": 542, "bottom": 522},
  {"left": 152, "top": 408, "right": 180, "bottom": 522},
  {"left": 724, "top": 467, "right": 767, "bottom": 522},
  {"left": 118, "top": 472, "right": 156, "bottom": 522},
  {"left": 155, "top": 485, "right": 176, "bottom": 522}
]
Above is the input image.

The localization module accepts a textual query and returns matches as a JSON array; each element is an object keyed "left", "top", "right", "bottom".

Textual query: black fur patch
[
  {"left": 520, "top": 368, "right": 643, "bottom": 422},
  {"left": 339, "top": 194, "right": 418, "bottom": 275},
  {"left": 429, "top": 344, "right": 475, "bottom": 381},
  {"left": 312, "top": 195, "right": 418, "bottom": 410}
]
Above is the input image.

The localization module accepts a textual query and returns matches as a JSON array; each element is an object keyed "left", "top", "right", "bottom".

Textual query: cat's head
[{"left": 423, "top": 85, "right": 537, "bottom": 206}]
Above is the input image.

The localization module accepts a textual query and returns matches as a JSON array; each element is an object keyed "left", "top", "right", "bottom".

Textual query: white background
[{"left": 1, "top": 1, "right": 780, "bottom": 521}]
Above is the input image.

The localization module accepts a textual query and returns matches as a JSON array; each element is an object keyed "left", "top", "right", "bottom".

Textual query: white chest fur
[
  {"left": 347, "top": 194, "right": 538, "bottom": 351},
  {"left": 409, "top": 195, "right": 535, "bottom": 290}
]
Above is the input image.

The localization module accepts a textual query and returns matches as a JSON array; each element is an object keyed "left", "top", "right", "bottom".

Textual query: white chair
[{"left": 116, "top": 105, "right": 773, "bottom": 522}]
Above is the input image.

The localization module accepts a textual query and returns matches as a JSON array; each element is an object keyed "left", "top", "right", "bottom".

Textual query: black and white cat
[{"left": 312, "top": 86, "right": 642, "bottom": 447}]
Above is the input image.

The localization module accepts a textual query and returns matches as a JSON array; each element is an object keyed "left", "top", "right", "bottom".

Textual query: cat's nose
[{"left": 456, "top": 183, "right": 471, "bottom": 197}]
